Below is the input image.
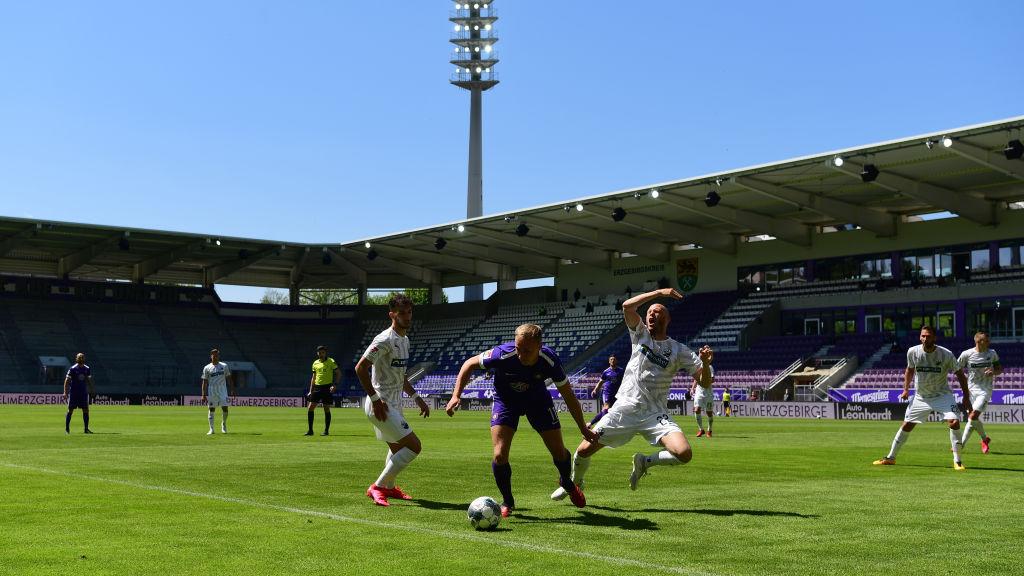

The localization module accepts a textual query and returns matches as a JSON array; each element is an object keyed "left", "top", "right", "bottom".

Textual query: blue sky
[{"left": 1, "top": 1, "right": 1022, "bottom": 302}]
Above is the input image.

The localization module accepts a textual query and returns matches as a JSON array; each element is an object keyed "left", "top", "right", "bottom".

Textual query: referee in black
[{"left": 306, "top": 345, "right": 340, "bottom": 436}]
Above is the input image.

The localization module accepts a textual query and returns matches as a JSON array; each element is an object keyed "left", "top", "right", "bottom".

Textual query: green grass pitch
[{"left": 2, "top": 405, "right": 1023, "bottom": 576}]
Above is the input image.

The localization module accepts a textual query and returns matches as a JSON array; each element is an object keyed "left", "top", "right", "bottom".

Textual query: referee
[{"left": 306, "top": 345, "right": 340, "bottom": 436}]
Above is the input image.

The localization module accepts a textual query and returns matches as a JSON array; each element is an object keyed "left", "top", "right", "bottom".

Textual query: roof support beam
[
  {"left": 372, "top": 243, "right": 503, "bottom": 280},
  {"left": 942, "top": 140, "right": 1024, "bottom": 182},
  {"left": 132, "top": 240, "right": 205, "bottom": 283},
  {"left": 323, "top": 248, "right": 367, "bottom": 284},
  {"left": 0, "top": 225, "right": 38, "bottom": 257},
  {"left": 588, "top": 204, "right": 738, "bottom": 254},
  {"left": 529, "top": 218, "right": 668, "bottom": 260},
  {"left": 832, "top": 161, "right": 997, "bottom": 226},
  {"left": 470, "top": 227, "right": 610, "bottom": 266},
  {"left": 424, "top": 236, "right": 559, "bottom": 276},
  {"left": 203, "top": 246, "right": 281, "bottom": 285},
  {"left": 290, "top": 247, "right": 311, "bottom": 286},
  {"left": 733, "top": 176, "right": 897, "bottom": 237},
  {"left": 58, "top": 234, "right": 123, "bottom": 277},
  {"left": 654, "top": 193, "right": 810, "bottom": 247},
  {"left": 348, "top": 249, "right": 441, "bottom": 285}
]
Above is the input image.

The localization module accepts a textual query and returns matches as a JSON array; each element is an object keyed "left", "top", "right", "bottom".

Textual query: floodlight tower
[{"left": 450, "top": 1, "right": 498, "bottom": 302}]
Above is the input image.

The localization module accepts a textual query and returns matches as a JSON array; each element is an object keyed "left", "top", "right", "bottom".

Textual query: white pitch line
[{"left": 1, "top": 461, "right": 715, "bottom": 576}]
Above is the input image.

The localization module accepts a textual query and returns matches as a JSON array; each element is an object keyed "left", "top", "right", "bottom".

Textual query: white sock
[
  {"left": 886, "top": 428, "right": 909, "bottom": 460},
  {"left": 208, "top": 412, "right": 215, "bottom": 430},
  {"left": 222, "top": 411, "right": 228, "bottom": 426},
  {"left": 376, "top": 447, "right": 417, "bottom": 488},
  {"left": 961, "top": 420, "right": 974, "bottom": 444},
  {"left": 695, "top": 413, "right": 704, "bottom": 431},
  {"left": 707, "top": 414, "right": 714, "bottom": 431},
  {"left": 571, "top": 451, "right": 591, "bottom": 483},
  {"left": 971, "top": 419, "right": 987, "bottom": 441},
  {"left": 950, "top": 428, "right": 962, "bottom": 462},
  {"left": 645, "top": 450, "right": 682, "bottom": 467}
]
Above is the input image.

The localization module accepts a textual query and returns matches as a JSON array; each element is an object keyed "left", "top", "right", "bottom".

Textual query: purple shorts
[
  {"left": 490, "top": 389, "right": 561, "bottom": 432},
  {"left": 67, "top": 394, "right": 89, "bottom": 410}
]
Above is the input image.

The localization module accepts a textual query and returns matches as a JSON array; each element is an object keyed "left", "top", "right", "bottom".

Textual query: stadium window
[
  {"left": 970, "top": 249, "right": 989, "bottom": 272},
  {"left": 937, "top": 252, "right": 952, "bottom": 278},
  {"left": 918, "top": 254, "right": 934, "bottom": 278},
  {"left": 998, "top": 246, "right": 1012, "bottom": 268}
]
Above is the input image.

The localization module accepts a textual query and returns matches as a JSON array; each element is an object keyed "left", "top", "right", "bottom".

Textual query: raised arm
[{"left": 622, "top": 288, "right": 683, "bottom": 329}]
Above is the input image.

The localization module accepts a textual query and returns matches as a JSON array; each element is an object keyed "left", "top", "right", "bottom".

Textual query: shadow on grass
[
  {"left": 588, "top": 504, "right": 818, "bottom": 518},
  {"left": 900, "top": 463, "right": 1024, "bottom": 473},
  {"left": 513, "top": 510, "right": 658, "bottom": 531},
  {"left": 412, "top": 499, "right": 533, "bottom": 514}
]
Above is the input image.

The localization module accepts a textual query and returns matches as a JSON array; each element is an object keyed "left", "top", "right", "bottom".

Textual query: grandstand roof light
[
  {"left": 457, "top": 224, "right": 466, "bottom": 233},
  {"left": 364, "top": 241, "right": 372, "bottom": 249},
  {"left": 611, "top": 207, "right": 627, "bottom": 222},
  {"left": 575, "top": 203, "right": 584, "bottom": 212},
  {"left": 705, "top": 190, "right": 721, "bottom": 208},
  {"left": 860, "top": 164, "right": 880, "bottom": 183},
  {"left": 215, "top": 239, "right": 221, "bottom": 246},
  {"left": 831, "top": 156, "right": 844, "bottom": 167},
  {"left": 941, "top": 136, "right": 954, "bottom": 148},
  {"left": 650, "top": 189, "right": 660, "bottom": 198},
  {"left": 925, "top": 139, "right": 936, "bottom": 150},
  {"left": 1003, "top": 139, "right": 1024, "bottom": 160},
  {"left": 434, "top": 237, "right": 447, "bottom": 251},
  {"left": 515, "top": 223, "right": 530, "bottom": 237}
]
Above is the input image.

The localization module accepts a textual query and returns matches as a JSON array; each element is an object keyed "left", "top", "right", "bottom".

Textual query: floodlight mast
[{"left": 450, "top": 2, "right": 499, "bottom": 301}]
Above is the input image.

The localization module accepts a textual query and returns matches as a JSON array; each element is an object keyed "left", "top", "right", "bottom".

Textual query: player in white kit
[
  {"left": 690, "top": 366, "right": 715, "bottom": 437},
  {"left": 873, "top": 325, "right": 971, "bottom": 470},
  {"left": 201, "top": 349, "right": 235, "bottom": 435},
  {"left": 958, "top": 331, "right": 1001, "bottom": 453},
  {"left": 551, "top": 288, "right": 713, "bottom": 502},
  {"left": 355, "top": 293, "right": 430, "bottom": 507}
]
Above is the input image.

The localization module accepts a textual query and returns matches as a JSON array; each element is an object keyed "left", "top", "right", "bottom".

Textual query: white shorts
[
  {"left": 968, "top": 387, "right": 992, "bottom": 413},
  {"left": 904, "top": 393, "right": 959, "bottom": 423},
  {"left": 208, "top": 385, "right": 229, "bottom": 407},
  {"left": 593, "top": 405, "right": 683, "bottom": 449},
  {"left": 364, "top": 396, "right": 413, "bottom": 443},
  {"left": 693, "top": 387, "right": 714, "bottom": 413}
]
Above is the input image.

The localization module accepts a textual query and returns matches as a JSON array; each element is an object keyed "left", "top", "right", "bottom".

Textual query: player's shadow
[
  {"left": 413, "top": 499, "right": 523, "bottom": 512},
  {"left": 79, "top": 432, "right": 120, "bottom": 435},
  {"left": 513, "top": 510, "right": 658, "bottom": 531},
  {"left": 588, "top": 504, "right": 817, "bottom": 518}
]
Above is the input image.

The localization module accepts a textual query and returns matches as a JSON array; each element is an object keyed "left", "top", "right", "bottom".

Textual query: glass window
[
  {"left": 918, "top": 255, "right": 934, "bottom": 278},
  {"left": 971, "top": 249, "right": 989, "bottom": 271},
  {"left": 937, "top": 253, "right": 952, "bottom": 277},
  {"left": 998, "top": 246, "right": 1012, "bottom": 268},
  {"left": 879, "top": 258, "right": 893, "bottom": 278}
]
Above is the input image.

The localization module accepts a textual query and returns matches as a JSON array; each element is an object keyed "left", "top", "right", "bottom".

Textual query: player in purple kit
[
  {"left": 63, "top": 353, "right": 95, "bottom": 434},
  {"left": 588, "top": 355, "right": 624, "bottom": 427},
  {"left": 446, "top": 324, "right": 600, "bottom": 517}
]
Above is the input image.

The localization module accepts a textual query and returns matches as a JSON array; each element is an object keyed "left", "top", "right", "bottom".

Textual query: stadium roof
[{"left": 2, "top": 115, "right": 1023, "bottom": 291}]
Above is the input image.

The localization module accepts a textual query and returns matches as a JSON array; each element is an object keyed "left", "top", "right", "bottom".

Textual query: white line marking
[{"left": 1, "top": 461, "right": 715, "bottom": 576}]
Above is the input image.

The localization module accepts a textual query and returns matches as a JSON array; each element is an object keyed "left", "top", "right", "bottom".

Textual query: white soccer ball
[{"left": 467, "top": 496, "right": 501, "bottom": 530}]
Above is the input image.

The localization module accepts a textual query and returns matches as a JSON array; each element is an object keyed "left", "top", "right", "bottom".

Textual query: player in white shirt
[
  {"left": 690, "top": 366, "right": 715, "bottom": 437},
  {"left": 958, "top": 331, "right": 1002, "bottom": 453},
  {"left": 201, "top": 349, "right": 235, "bottom": 435},
  {"left": 551, "top": 288, "right": 713, "bottom": 502},
  {"left": 873, "top": 326, "right": 971, "bottom": 470},
  {"left": 355, "top": 293, "right": 430, "bottom": 507}
]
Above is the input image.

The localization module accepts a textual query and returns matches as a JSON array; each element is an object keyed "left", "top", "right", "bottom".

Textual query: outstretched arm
[{"left": 622, "top": 288, "right": 683, "bottom": 330}]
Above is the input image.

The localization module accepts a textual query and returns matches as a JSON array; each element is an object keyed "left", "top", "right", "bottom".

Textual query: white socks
[
  {"left": 962, "top": 419, "right": 986, "bottom": 444},
  {"left": 707, "top": 414, "right": 714, "bottom": 431},
  {"left": 208, "top": 412, "right": 215, "bottom": 431},
  {"left": 376, "top": 447, "right": 417, "bottom": 489},
  {"left": 950, "top": 428, "right": 962, "bottom": 462},
  {"left": 571, "top": 451, "right": 591, "bottom": 483},
  {"left": 645, "top": 450, "right": 682, "bottom": 467},
  {"left": 695, "top": 413, "right": 704, "bottom": 431},
  {"left": 886, "top": 428, "right": 909, "bottom": 460}
]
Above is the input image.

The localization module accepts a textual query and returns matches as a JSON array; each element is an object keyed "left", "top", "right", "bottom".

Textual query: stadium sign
[
  {"left": 729, "top": 402, "right": 834, "bottom": 419},
  {"left": 829, "top": 389, "right": 1024, "bottom": 404},
  {"left": 835, "top": 403, "right": 907, "bottom": 421}
]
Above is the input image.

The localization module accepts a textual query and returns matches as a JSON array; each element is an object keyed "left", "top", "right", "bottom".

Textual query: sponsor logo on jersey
[
  {"left": 390, "top": 358, "right": 407, "bottom": 368},
  {"left": 510, "top": 380, "right": 529, "bottom": 392},
  {"left": 639, "top": 344, "right": 670, "bottom": 368},
  {"left": 916, "top": 366, "right": 943, "bottom": 373}
]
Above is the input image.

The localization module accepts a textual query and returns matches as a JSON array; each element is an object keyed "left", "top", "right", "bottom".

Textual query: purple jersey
[
  {"left": 66, "top": 364, "right": 91, "bottom": 395},
  {"left": 600, "top": 366, "right": 625, "bottom": 404},
  {"left": 481, "top": 342, "right": 567, "bottom": 432}
]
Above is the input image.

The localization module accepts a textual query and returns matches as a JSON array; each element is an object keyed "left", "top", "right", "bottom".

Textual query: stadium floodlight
[
  {"left": 831, "top": 156, "right": 844, "bottom": 167},
  {"left": 457, "top": 224, "right": 466, "bottom": 233},
  {"left": 364, "top": 241, "right": 372, "bottom": 249},
  {"left": 860, "top": 164, "right": 880, "bottom": 183},
  {"left": 515, "top": 223, "right": 529, "bottom": 236},
  {"left": 611, "top": 207, "right": 627, "bottom": 222},
  {"left": 1004, "top": 139, "right": 1024, "bottom": 160},
  {"left": 434, "top": 237, "right": 447, "bottom": 250},
  {"left": 215, "top": 239, "right": 222, "bottom": 246},
  {"left": 941, "top": 136, "right": 953, "bottom": 148},
  {"left": 705, "top": 190, "right": 721, "bottom": 207},
  {"left": 366, "top": 249, "right": 378, "bottom": 261},
  {"left": 575, "top": 203, "right": 584, "bottom": 212},
  {"left": 650, "top": 189, "right": 660, "bottom": 198}
]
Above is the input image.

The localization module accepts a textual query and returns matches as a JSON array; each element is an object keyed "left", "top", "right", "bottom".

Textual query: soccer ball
[{"left": 467, "top": 496, "right": 501, "bottom": 530}]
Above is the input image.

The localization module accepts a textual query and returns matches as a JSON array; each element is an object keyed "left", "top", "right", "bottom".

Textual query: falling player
[
  {"left": 63, "top": 353, "right": 94, "bottom": 434},
  {"left": 958, "top": 331, "right": 1001, "bottom": 453},
  {"left": 446, "top": 323, "right": 599, "bottom": 517},
  {"left": 356, "top": 293, "right": 430, "bottom": 507},
  {"left": 552, "top": 288, "right": 713, "bottom": 502},
  {"left": 201, "top": 349, "right": 235, "bottom": 434},
  {"left": 873, "top": 325, "right": 971, "bottom": 470},
  {"left": 588, "top": 355, "right": 624, "bottom": 427},
  {"left": 305, "top": 345, "right": 340, "bottom": 436}
]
